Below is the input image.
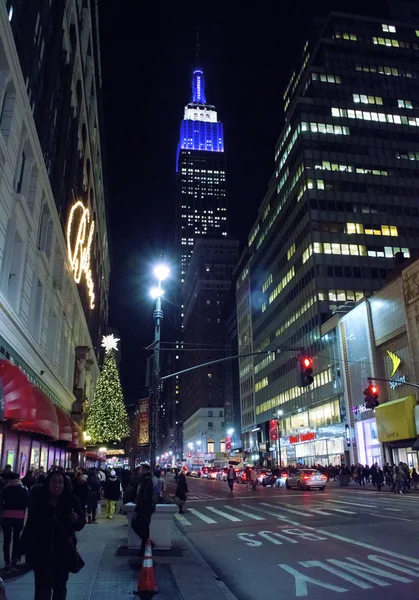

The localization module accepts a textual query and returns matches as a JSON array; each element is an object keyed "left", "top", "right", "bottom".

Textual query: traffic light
[
  {"left": 299, "top": 356, "right": 314, "bottom": 387},
  {"left": 364, "top": 384, "right": 379, "bottom": 409}
]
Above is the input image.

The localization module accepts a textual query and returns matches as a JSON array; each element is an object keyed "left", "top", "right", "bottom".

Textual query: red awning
[
  {"left": 0, "top": 360, "right": 36, "bottom": 422},
  {"left": 55, "top": 405, "right": 73, "bottom": 443},
  {"left": 12, "top": 386, "right": 59, "bottom": 439},
  {"left": 70, "top": 420, "right": 85, "bottom": 450}
]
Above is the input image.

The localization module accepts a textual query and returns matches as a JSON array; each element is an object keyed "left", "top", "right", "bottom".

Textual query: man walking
[
  {"left": 134, "top": 464, "right": 155, "bottom": 555},
  {"left": 1, "top": 473, "right": 28, "bottom": 570},
  {"left": 227, "top": 465, "right": 236, "bottom": 494}
]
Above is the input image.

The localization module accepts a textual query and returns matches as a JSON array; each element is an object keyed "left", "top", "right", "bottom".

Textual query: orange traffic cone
[{"left": 137, "top": 539, "right": 158, "bottom": 599}]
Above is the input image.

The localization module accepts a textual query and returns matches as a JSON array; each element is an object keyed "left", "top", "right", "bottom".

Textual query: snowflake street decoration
[{"left": 101, "top": 334, "right": 120, "bottom": 353}]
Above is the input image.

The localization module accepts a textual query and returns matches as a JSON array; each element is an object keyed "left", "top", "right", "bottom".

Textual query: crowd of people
[{"left": 0, "top": 462, "right": 175, "bottom": 599}]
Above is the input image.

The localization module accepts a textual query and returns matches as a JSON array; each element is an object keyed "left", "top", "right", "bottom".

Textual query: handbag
[{"left": 53, "top": 514, "right": 85, "bottom": 574}]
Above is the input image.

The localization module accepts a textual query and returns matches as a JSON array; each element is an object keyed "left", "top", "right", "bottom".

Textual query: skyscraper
[
  {"left": 176, "top": 66, "right": 228, "bottom": 281},
  {"left": 238, "top": 9, "right": 419, "bottom": 464}
]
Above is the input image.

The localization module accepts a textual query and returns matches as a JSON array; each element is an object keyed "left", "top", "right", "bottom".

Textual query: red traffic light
[
  {"left": 301, "top": 357, "right": 313, "bottom": 369},
  {"left": 370, "top": 385, "right": 379, "bottom": 395}
]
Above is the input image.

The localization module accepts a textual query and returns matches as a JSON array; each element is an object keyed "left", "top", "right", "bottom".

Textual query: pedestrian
[
  {"left": 175, "top": 471, "right": 188, "bottom": 514},
  {"left": 357, "top": 464, "right": 365, "bottom": 486},
  {"left": 0, "top": 473, "right": 29, "bottom": 571},
  {"left": 227, "top": 465, "right": 236, "bottom": 494},
  {"left": 395, "top": 466, "right": 406, "bottom": 494},
  {"left": 249, "top": 467, "right": 258, "bottom": 490},
  {"left": 72, "top": 471, "right": 88, "bottom": 513},
  {"left": 154, "top": 469, "right": 165, "bottom": 504},
  {"left": 376, "top": 466, "right": 384, "bottom": 492},
  {"left": 133, "top": 464, "right": 155, "bottom": 555},
  {"left": 19, "top": 470, "right": 85, "bottom": 598},
  {"left": 103, "top": 470, "right": 120, "bottom": 519},
  {"left": 370, "top": 463, "right": 378, "bottom": 487},
  {"left": 412, "top": 468, "right": 419, "bottom": 490},
  {"left": 21, "top": 470, "right": 36, "bottom": 492},
  {"left": 86, "top": 473, "right": 100, "bottom": 524}
]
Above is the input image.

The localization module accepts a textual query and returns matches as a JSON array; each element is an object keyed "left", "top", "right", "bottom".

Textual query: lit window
[{"left": 382, "top": 24, "right": 396, "bottom": 33}]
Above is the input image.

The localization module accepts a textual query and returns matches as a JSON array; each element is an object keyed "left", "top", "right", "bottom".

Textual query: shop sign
[
  {"left": 67, "top": 200, "right": 95, "bottom": 309},
  {"left": 289, "top": 435, "right": 299, "bottom": 444},
  {"left": 353, "top": 404, "right": 373, "bottom": 417},
  {"left": 137, "top": 398, "right": 149, "bottom": 446},
  {"left": 300, "top": 431, "right": 316, "bottom": 442},
  {"left": 259, "top": 443, "right": 267, "bottom": 451},
  {"left": 345, "top": 424, "right": 351, "bottom": 447},
  {"left": 387, "top": 350, "right": 406, "bottom": 389},
  {"left": 269, "top": 419, "right": 278, "bottom": 441}
]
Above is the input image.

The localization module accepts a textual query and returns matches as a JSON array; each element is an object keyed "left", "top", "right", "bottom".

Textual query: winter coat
[
  {"left": 227, "top": 467, "right": 236, "bottom": 481},
  {"left": 103, "top": 476, "right": 120, "bottom": 501},
  {"left": 1, "top": 480, "right": 29, "bottom": 519},
  {"left": 19, "top": 492, "right": 85, "bottom": 570},
  {"left": 376, "top": 470, "right": 385, "bottom": 485},
  {"left": 72, "top": 479, "right": 89, "bottom": 507},
  {"left": 21, "top": 475, "right": 35, "bottom": 491},
  {"left": 175, "top": 474, "right": 188, "bottom": 502},
  {"left": 86, "top": 478, "right": 101, "bottom": 510},
  {"left": 396, "top": 469, "right": 406, "bottom": 483},
  {"left": 135, "top": 472, "right": 154, "bottom": 515}
]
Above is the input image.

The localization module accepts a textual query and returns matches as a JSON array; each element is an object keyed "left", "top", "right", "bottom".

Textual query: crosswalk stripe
[
  {"left": 174, "top": 513, "right": 192, "bottom": 526},
  {"left": 241, "top": 504, "right": 300, "bottom": 526},
  {"left": 308, "top": 508, "right": 334, "bottom": 516},
  {"left": 223, "top": 506, "right": 266, "bottom": 520},
  {"left": 325, "top": 507, "right": 356, "bottom": 515},
  {"left": 188, "top": 508, "right": 217, "bottom": 524},
  {"left": 327, "top": 499, "right": 377, "bottom": 508},
  {"left": 383, "top": 508, "right": 402, "bottom": 512},
  {"left": 206, "top": 507, "right": 241, "bottom": 522},
  {"left": 259, "top": 502, "right": 313, "bottom": 517}
]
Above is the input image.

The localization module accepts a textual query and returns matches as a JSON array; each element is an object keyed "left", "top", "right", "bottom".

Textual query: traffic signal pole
[{"left": 368, "top": 376, "right": 419, "bottom": 390}]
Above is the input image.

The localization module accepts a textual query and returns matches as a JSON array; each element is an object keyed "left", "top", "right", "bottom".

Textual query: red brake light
[
  {"left": 303, "top": 475, "right": 310, "bottom": 480},
  {"left": 321, "top": 475, "right": 327, "bottom": 480}
]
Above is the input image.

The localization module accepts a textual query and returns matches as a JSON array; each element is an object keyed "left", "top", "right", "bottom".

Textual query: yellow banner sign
[{"left": 375, "top": 395, "right": 416, "bottom": 442}]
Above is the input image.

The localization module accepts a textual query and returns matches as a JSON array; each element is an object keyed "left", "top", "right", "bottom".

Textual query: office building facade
[
  {"left": 238, "top": 10, "right": 419, "bottom": 462},
  {"left": 0, "top": 1, "right": 110, "bottom": 473}
]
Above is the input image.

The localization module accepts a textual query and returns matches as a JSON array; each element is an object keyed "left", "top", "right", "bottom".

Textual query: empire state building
[{"left": 176, "top": 67, "right": 228, "bottom": 281}]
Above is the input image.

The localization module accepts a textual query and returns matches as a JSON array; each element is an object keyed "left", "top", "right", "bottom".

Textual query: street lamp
[
  {"left": 149, "top": 263, "right": 170, "bottom": 470},
  {"left": 276, "top": 410, "right": 283, "bottom": 468}
]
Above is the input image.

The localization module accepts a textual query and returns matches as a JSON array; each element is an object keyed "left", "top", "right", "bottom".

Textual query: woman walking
[
  {"left": 20, "top": 470, "right": 85, "bottom": 599},
  {"left": 175, "top": 472, "right": 188, "bottom": 514}
]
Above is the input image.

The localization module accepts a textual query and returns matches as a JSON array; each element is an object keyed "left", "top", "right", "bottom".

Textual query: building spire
[
  {"left": 196, "top": 28, "right": 200, "bottom": 65},
  {"left": 191, "top": 29, "right": 206, "bottom": 104}
]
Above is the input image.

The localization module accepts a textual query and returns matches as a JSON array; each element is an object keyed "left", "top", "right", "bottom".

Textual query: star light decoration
[{"left": 101, "top": 334, "right": 120, "bottom": 353}]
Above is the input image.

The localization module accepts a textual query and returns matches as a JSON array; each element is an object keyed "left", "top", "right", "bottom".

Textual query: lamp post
[
  {"left": 276, "top": 410, "right": 283, "bottom": 467},
  {"left": 149, "top": 264, "right": 169, "bottom": 470}
]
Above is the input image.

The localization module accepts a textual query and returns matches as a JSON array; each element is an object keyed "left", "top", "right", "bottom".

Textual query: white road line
[
  {"left": 174, "top": 513, "right": 192, "bottom": 526},
  {"left": 325, "top": 507, "right": 357, "bottom": 515},
  {"left": 364, "top": 511, "right": 412, "bottom": 522},
  {"left": 327, "top": 499, "right": 377, "bottom": 508},
  {"left": 383, "top": 508, "right": 402, "bottom": 512},
  {"left": 223, "top": 506, "right": 266, "bottom": 520},
  {"left": 241, "top": 503, "right": 300, "bottom": 525},
  {"left": 188, "top": 508, "right": 217, "bottom": 524},
  {"left": 206, "top": 507, "right": 241, "bottom": 522},
  {"left": 308, "top": 508, "right": 334, "bottom": 516},
  {"left": 259, "top": 502, "right": 313, "bottom": 517}
]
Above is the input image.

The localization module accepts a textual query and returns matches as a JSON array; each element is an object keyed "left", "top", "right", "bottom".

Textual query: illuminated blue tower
[{"left": 176, "top": 66, "right": 228, "bottom": 280}]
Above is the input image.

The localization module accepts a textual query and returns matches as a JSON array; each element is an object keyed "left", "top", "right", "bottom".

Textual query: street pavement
[{"left": 170, "top": 475, "right": 419, "bottom": 600}]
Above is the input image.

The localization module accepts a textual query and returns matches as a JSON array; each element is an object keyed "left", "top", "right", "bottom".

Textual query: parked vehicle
[
  {"left": 262, "top": 470, "right": 289, "bottom": 487},
  {"left": 217, "top": 468, "right": 228, "bottom": 481},
  {"left": 208, "top": 468, "right": 218, "bottom": 479},
  {"left": 286, "top": 469, "right": 327, "bottom": 491},
  {"left": 257, "top": 469, "right": 271, "bottom": 484}
]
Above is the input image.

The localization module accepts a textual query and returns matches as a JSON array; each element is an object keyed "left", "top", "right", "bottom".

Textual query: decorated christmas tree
[{"left": 85, "top": 335, "right": 130, "bottom": 443}]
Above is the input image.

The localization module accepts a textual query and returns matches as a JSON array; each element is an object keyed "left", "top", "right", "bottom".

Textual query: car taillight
[
  {"left": 321, "top": 475, "right": 327, "bottom": 480},
  {"left": 303, "top": 475, "right": 310, "bottom": 480}
]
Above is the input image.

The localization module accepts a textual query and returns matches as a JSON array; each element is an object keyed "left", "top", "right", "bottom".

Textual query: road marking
[
  {"left": 188, "top": 508, "right": 216, "bottom": 524},
  {"left": 174, "top": 513, "right": 192, "bottom": 526},
  {"left": 384, "top": 507, "right": 402, "bottom": 512},
  {"left": 300, "top": 560, "right": 373, "bottom": 589},
  {"left": 242, "top": 503, "right": 300, "bottom": 525},
  {"left": 206, "top": 507, "right": 241, "bottom": 522},
  {"left": 328, "top": 557, "right": 411, "bottom": 584},
  {"left": 327, "top": 499, "right": 377, "bottom": 508},
  {"left": 223, "top": 506, "right": 266, "bottom": 520},
  {"left": 259, "top": 530, "right": 298, "bottom": 545},
  {"left": 278, "top": 564, "right": 349, "bottom": 595},
  {"left": 324, "top": 507, "right": 356, "bottom": 515},
  {"left": 308, "top": 508, "right": 334, "bottom": 516},
  {"left": 260, "top": 502, "right": 313, "bottom": 517},
  {"left": 364, "top": 511, "right": 412, "bottom": 522}
]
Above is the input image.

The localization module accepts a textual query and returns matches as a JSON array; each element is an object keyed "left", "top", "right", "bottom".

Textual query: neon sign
[{"left": 67, "top": 200, "right": 95, "bottom": 309}]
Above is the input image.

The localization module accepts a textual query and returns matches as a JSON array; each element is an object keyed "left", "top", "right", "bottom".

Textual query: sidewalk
[
  {"left": 328, "top": 479, "right": 419, "bottom": 493},
  {"left": 3, "top": 507, "right": 236, "bottom": 600}
]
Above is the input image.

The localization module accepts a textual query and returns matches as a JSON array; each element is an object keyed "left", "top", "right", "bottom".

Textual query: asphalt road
[{"left": 170, "top": 475, "right": 419, "bottom": 600}]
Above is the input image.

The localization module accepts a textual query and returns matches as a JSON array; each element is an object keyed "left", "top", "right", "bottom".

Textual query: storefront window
[
  {"left": 309, "top": 400, "right": 340, "bottom": 428},
  {"left": 31, "top": 442, "right": 40, "bottom": 469},
  {"left": 291, "top": 411, "right": 308, "bottom": 430},
  {"left": 40, "top": 445, "right": 48, "bottom": 471},
  {"left": 328, "top": 437, "right": 344, "bottom": 455}
]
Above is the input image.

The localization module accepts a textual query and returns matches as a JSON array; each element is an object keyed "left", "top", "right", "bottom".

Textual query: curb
[{"left": 174, "top": 521, "right": 239, "bottom": 600}]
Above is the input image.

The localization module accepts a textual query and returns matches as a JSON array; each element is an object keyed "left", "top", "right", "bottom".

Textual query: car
[
  {"left": 208, "top": 468, "right": 218, "bottom": 479},
  {"left": 257, "top": 469, "right": 271, "bottom": 484},
  {"left": 200, "top": 467, "right": 210, "bottom": 478},
  {"left": 286, "top": 469, "right": 327, "bottom": 490},
  {"left": 237, "top": 469, "right": 249, "bottom": 484},
  {"left": 217, "top": 468, "right": 228, "bottom": 481},
  {"left": 189, "top": 468, "right": 199, "bottom": 477}
]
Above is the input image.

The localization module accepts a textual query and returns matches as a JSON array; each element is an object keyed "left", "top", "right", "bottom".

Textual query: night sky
[{"left": 98, "top": 0, "right": 386, "bottom": 403}]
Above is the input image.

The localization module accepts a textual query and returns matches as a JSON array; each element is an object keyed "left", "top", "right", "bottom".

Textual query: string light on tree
[{"left": 101, "top": 334, "right": 120, "bottom": 353}]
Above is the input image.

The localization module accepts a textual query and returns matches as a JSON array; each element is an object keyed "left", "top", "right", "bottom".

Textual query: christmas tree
[{"left": 85, "top": 335, "right": 130, "bottom": 443}]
